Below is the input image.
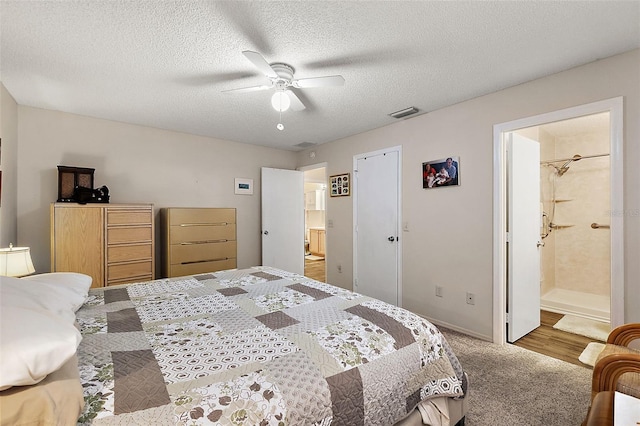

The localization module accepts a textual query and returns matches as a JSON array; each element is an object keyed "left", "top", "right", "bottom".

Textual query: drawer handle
[
  {"left": 180, "top": 240, "right": 228, "bottom": 245},
  {"left": 181, "top": 258, "right": 229, "bottom": 265},
  {"left": 179, "top": 222, "right": 228, "bottom": 227}
]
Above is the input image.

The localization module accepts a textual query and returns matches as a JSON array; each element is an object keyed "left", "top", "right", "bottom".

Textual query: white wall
[
  {"left": 297, "top": 49, "right": 640, "bottom": 339},
  {"left": 0, "top": 84, "right": 18, "bottom": 247},
  {"left": 15, "top": 107, "right": 298, "bottom": 274}
]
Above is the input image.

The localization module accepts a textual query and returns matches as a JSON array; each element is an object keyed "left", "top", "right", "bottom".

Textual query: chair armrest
[
  {"left": 607, "top": 323, "right": 640, "bottom": 346},
  {"left": 591, "top": 353, "right": 640, "bottom": 401}
]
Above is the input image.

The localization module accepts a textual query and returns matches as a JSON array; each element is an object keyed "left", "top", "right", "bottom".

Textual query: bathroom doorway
[
  {"left": 301, "top": 164, "right": 327, "bottom": 282},
  {"left": 493, "top": 97, "right": 624, "bottom": 345},
  {"left": 520, "top": 113, "right": 611, "bottom": 323}
]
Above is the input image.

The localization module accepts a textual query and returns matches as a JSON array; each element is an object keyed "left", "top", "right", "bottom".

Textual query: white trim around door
[{"left": 492, "top": 97, "right": 624, "bottom": 344}]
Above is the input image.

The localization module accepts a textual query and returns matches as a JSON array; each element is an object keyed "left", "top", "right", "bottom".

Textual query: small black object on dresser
[{"left": 57, "top": 165, "right": 109, "bottom": 203}]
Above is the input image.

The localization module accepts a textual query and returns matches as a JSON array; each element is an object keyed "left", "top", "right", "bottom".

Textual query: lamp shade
[{"left": 0, "top": 246, "right": 35, "bottom": 277}]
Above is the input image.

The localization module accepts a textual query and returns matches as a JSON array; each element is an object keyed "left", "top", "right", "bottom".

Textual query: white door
[
  {"left": 354, "top": 148, "right": 401, "bottom": 305},
  {"left": 261, "top": 167, "right": 304, "bottom": 274},
  {"left": 507, "top": 133, "right": 542, "bottom": 342}
]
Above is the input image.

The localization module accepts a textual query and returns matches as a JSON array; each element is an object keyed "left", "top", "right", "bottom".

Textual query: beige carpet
[
  {"left": 442, "top": 328, "right": 592, "bottom": 425},
  {"left": 579, "top": 342, "right": 606, "bottom": 367},
  {"left": 553, "top": 314, "right": 610, "bottom": 341}
]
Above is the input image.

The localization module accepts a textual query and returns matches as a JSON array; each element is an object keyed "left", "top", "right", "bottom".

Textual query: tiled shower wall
[{"left": 540, "top": 126, "right": 610, "bottom": 297}]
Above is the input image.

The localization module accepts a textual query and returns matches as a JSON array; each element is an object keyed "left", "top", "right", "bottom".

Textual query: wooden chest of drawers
[
  {"left": 161, "top": 208, "right": 237, "bottom": 277},
  {"left": 51, "top": 203, "right": 155, "bottom": 287}
]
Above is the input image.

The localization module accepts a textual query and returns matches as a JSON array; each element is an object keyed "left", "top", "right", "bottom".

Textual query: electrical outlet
[
  {"left": 466, "top": 292, "right": 475, "bottom": 305},
  {"left": 435, "top": 286, "right": 443, "bottom": 297}
]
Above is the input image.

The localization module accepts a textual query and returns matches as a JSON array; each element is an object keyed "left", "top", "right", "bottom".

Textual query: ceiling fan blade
[
  {"left": 293, "top": 75, "right": 345, "bottom": 88},
  {"left": 286, "top": 90, "right": 306, "bottom": 111},
  {"left": 242, "top": 50, "right": 278, "bottom": 79},
  {"left": 222, "top": 84, "right": 273, "bottom": 94}
]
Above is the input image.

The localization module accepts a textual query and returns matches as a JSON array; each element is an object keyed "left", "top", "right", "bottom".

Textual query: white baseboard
[{"left": 419, "top": 315, "right": 493, "bottom": 342}]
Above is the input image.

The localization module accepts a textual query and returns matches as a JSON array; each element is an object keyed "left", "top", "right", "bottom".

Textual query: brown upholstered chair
[
  {"left": 591, "top": 323, "right": 640, "bottom": 400},
  {"left": 582, "top": 323, "right": 640, "bottom": 425}
]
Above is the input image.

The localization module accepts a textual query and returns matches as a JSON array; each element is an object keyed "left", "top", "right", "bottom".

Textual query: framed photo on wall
[
  {"left": 330, "top": 173, "right": 350, "bottom": 197},
  {"left": 422, "top": 156, "right": 460, "bottom": 189}
]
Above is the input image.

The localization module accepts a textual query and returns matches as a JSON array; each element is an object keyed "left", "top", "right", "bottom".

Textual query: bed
[{"left": 1, "top": 267, "right": 468, "bottom": 425}]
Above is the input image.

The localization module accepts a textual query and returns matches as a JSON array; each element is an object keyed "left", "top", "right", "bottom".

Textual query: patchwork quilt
[{"left": 75, "top": 266, "right": 465, "bottom": 425}]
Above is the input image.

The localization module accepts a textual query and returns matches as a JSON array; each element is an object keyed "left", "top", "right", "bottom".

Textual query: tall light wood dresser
[
  {"left": 50, "top": 203, "right": 155, "bottom": 288},
  {"left": 161, "top": 208, "right": 237, "bottom": 277}
]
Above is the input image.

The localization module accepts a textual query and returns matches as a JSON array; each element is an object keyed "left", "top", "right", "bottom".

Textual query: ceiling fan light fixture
[{"left": 271, "top": 91, "right": 291, "bottom": 112}]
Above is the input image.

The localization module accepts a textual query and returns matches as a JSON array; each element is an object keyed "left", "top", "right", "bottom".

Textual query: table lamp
[{"left": 0, "top": 244, "right": 35, "bottom": 277}]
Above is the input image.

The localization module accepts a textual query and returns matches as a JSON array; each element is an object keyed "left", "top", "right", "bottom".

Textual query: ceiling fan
[{"left": 223, "top": 50, "right": 345, "bottom": 112}]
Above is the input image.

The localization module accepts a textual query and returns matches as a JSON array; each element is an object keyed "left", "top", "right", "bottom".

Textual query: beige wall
[
  {"left": 15, "top": 107, "right": 298, "bottom": 274},
  {"left": 6, "top": 49, "right": 639, "bottom": 340},
  {"left": 0, "top": 84, "right": 19, "bottom": 247},
  {"left": 297, "top": 49, "right": 640, "bottom": 338}
]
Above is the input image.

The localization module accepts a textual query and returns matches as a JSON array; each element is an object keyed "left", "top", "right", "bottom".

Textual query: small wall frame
[
  {"left": 330, "top": 173, "right": 350, "bottom": 197},
  {"left": 234, "top": 178, "right": 253, "bottom": 195}
]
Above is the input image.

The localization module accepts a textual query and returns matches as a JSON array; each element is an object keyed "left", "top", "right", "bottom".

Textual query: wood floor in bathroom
[
  {"left": 304, "top": 257, "right": 325, "bottom": 282},
  {"left": 512, "top": 310, "right": 604, "bottom": 367}
]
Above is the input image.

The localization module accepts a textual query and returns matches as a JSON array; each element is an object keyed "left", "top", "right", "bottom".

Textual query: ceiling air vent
[
  {"left": 295, "top": 142, "right": 316, "bottom": 148},
  {"left": 389, "top": 107, "right": 419, "bottom": 119}
]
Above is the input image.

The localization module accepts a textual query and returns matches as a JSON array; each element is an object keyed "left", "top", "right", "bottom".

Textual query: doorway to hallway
[{"left": 301, "top": 164, "right": 327, "bottom": 282}]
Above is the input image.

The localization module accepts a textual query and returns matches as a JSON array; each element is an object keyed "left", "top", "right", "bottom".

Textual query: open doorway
[
  {"left": 302, "top": 164, "right": 327, "bottom": 282},
  {"left": 493, "top": 97, "right": 624, "bottom": 348},
  {"left": 531, "top": 113, "right": 611, "bottom": 323}
]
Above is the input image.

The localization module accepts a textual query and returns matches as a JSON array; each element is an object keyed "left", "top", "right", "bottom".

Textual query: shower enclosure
[{"left": 538, "top": 115, "right": 611, "bottom": 323}]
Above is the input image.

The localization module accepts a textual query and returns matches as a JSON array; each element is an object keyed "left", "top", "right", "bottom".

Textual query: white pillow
[
  {"left": 20, "top": 272, "right": 92, "bottom": 312},
  {"left": 0, "top": 273, "right": 91, "bottom": 323},
  {"left": 0, "top": 305, "right": 82, "bottom": 390},
  {"left": 1, "top": 277, "right": 73, "bottom": 323}
]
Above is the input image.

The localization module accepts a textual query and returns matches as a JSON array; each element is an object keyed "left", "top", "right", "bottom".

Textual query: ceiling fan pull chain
[{"left": 277, "top": 109, "right": 284, "bottom": 131}]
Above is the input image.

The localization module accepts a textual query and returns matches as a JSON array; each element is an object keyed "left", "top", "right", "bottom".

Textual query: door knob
[
  {"left": 263, "top": 230, "right": 269, "bottom": 235},
  {"left": 388, "top": 236, "right": 395, "bottom": 242}
]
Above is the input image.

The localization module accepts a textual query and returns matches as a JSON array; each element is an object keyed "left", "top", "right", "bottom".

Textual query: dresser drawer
[
  {"left": 108, "top": 243, "right": 152, "bottom": 263},
  {"left": 107, "top": 226, "right": 152, "bottom": 245},
  {"left": 161, "top": 207, "right": 236, "bottom": 279},
  {"left": 170, "top": 241, "right": 236, "bottom": 264},
  {"left": 169, "top": 258, "right": 237, "bottom": 277},
  {"left": 168, "top": 208, "right": 235, "bottom": 226},
  {"left": 169, "top": 224, "right": 235, "bottom": 244},
  {"left": 106, "top": 274, "right": 153, "bottom": 287},
  {"left": 107, "top": 209, "right": 152, "bottom": 226},
  {"left": 107, "top": 260, "right": 153, "bottom": 282}
]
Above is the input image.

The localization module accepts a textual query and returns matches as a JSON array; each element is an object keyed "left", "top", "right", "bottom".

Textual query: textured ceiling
[{"left": 1, "top": 1, "right": 639, "bottom": 151}]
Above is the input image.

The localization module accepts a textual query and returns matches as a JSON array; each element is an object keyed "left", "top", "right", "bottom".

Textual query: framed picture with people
[{"left": 422, "top": 156, "right": 460, "bottom": 189}]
